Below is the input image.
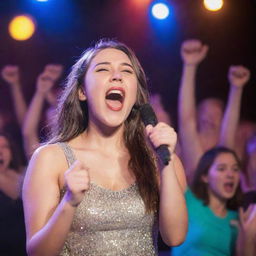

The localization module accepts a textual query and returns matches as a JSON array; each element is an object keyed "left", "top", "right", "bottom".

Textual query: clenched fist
[
  {"left": 181, "top": 39, "right": 209, "bottom": 66},
  {"left": 64, "top": 160, "right": 90, "bottom": 207},
  {"left": 1, "top": 65, "right": 20, "bottom": 85},
  {"left": 228, "top": 65, "right": 250, "bottom": 88}
]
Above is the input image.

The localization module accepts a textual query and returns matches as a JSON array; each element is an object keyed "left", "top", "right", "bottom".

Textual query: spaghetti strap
[{"left": 58, "top": 142, "right": 76, "bottom": 167}]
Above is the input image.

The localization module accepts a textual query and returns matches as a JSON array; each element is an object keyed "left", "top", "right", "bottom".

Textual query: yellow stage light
[
  {"left": 204, "top": 0, "right": 223, "bottom": 12},
  {"left": 9, "top": 15, "right": 36, "bottom": 41}
]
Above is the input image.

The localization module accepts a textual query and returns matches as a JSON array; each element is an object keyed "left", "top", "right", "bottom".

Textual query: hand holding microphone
[{"left": 140, "top": 104, "right": 177, "bottom": 165}]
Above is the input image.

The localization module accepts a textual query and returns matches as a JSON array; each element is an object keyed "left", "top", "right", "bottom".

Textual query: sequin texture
[{"left": 58, "top": 143, "right": 158, "bottom": 256}]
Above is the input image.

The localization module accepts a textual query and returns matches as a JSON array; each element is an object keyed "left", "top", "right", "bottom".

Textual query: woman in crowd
[
  {"left": 171, "top": 146, "right": 256, "bottom": 256},
  {"left": 0, "top": 132, "right": 27, "bottom": 255}
]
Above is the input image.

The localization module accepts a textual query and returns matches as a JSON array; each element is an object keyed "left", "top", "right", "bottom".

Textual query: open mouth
[
  {"left": 223, "top": 182, "right": 235, "bottom": 193},
  {"left": 0, "top": 159, "right": 4, "bottom": 165},
  {"left": 105, "top": 88, "right": 125, "bottom": 111}
]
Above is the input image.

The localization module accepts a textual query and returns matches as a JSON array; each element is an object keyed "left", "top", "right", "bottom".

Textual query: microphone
[{"left": 139, "top": 103, "right": 171, "bottom": 165}]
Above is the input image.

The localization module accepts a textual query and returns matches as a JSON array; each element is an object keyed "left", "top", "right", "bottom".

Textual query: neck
[
  {"left": 199, "top": 131, "right": 219, "bottom": 151},
  {"left": 79, "top": 121, "right": 126, "bottom": 153},
  {"left": 208, "top": 191, "right": 227, "bottom": 217}
]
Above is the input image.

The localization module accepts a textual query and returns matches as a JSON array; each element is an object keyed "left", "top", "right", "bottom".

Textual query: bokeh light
[
  {"left": 8, "top": 15, "right": 36, "bottom": 41},
  {"left": 151, "top": 2, "right": 170, "bottom": 20},
  {"left": 204, "top": 0, "right": 224, "bottom": 11}
]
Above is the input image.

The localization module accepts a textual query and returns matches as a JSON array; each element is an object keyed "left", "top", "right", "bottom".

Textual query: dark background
[{"left": 0, "top": 0, "right": 255, "bottom": 128}]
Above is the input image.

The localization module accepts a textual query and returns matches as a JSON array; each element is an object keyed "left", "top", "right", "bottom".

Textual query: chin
[
  {"left": 223, "top": 192, "right": 236, "bottom": 200},
  {"left": 105, "top": 113, "right": 130, "bottom": 126},
  {"left": 102, "top": 118, "right": 125, "bottom": 129}
]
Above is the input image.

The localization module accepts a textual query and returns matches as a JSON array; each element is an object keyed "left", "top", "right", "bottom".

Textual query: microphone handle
[
  {"left": 156, "top": 145, "right": 171, "bottom": 166},
  {"left": 139, "top": 103, "right": 171, "bottom": 165}
]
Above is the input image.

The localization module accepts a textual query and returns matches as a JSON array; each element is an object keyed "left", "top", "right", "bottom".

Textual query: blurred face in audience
[
  {"left": 202, "top": 152, "right": 240, "bottom": 202},
  {"left": 197, "top": 98, "right": 223, "bottom": 133},
  {"left": 0, "top": 135, "right": 12, "bottom": 171}
]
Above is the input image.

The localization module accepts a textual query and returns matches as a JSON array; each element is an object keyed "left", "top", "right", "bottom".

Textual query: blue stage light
[{"left": 151, "top": 2, "right": 170, "bottom": 20}]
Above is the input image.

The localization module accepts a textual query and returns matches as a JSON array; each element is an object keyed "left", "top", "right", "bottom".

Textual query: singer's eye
[
  {"left": 96, "top": 68, "right": 108, "bottom": 72},
  {"left": 122, "top": 69, "right": 133, "bottom": 74}
]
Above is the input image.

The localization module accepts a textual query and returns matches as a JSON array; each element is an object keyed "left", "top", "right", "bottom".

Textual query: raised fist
[
  {"left": 36, "top": 71, "right": 56, "bottom": 95},
  {"left": 1, "top": 65, "right": 20, "bottom": 85},
  {"left": 44, "top": 64, "right": 63, "bottom": 82},
  {"left": 228, "top": 66, "right": 250, "bottom": 88},
  {"left": 181, "top": 39, "right": 209, "bottom": 65}
]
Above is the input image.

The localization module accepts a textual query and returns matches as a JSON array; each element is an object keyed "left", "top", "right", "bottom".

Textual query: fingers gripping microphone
[{"left": 140, "top": 103, "right": 171, "bottom": 165}]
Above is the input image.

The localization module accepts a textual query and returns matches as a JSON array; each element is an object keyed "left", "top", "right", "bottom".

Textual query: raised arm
[
  {"left": 22, "top": 69, "right": 57, "bottom": 158},
  {"left": 219, "top": 66, "right": 250, "bottom": 149},
  {"left": 22, "top": 145, "right": 89, "bottom": 256},
  {"left": 1, "top": 65, "right": 27, "bottom": 126},
  {"left": 44, "top": 64, "right": 63, "bottom": 106},
  {"left": 178, "top": 39, "right": 208, "bottom": 182},
  {"left": 146, "top": 122, "right": 188, "bottom": 246}
]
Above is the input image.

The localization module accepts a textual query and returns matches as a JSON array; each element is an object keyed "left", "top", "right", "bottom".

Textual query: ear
[
  {"left": 201, "top": 175, "right": 208, "bottom": 183},
  {"left": 78, "top": 88, "right": 86, "bottom": 101}
]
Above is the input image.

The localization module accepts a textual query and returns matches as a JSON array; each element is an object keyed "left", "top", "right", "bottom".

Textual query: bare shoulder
[
  {"left": 34, "top": 143, "right": 63, "bottom": 156},
  {"left": 33, "top": 143, "right": 65, "bottom": 160},
  {"left": 23, "top": 143, "right": 68, "bottom": 240},
  {"left": 27, "top": 143, "right": 67, "bottom": 177}
]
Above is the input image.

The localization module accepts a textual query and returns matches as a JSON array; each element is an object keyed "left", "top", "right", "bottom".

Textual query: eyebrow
[{"left": 94, "top": 62, "right": 134, "bottom": 69}]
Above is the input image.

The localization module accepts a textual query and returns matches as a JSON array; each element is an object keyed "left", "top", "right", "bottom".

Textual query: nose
[
  {"left": 110, "top": 70, "right": 123, "bottom": 82},
  {"left": 226, "top": 169, "right": 235, "bottom": 178}
]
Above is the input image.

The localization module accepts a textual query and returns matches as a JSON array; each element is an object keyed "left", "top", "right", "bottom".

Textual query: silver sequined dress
[{"left": 58, "top": 142, "right": 158, "bottom": 256}]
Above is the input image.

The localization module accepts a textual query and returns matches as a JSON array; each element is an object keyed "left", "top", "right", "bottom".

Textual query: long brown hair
[
  {"left": 48, "top": 39, "right": 159, "bottom": 212},
  {"left": 191, "top": 146, "right": 243, "bottom": 210}
]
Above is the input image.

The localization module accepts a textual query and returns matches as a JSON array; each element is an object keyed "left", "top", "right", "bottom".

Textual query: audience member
[{"left": 0, "top": 132, "right": 27, "bottom": 255}]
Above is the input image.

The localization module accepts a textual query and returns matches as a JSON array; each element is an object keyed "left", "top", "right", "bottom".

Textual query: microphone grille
[{"left": 139, "top": 104, "right": 158, "bottom": 126}]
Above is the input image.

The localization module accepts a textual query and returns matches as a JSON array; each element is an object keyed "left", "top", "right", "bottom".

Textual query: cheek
[
  {"left": 3, "top": 149, "right": 12, "bottom": 164},
  {"left": 208, "top": 172, "right": 221, "bottom": 188},
  {"left": 126, "top": 85, "right": 138, "bottom": 105},
  {"left": 133, "top": 83, "right": 141, "bottom": 103},
  {"left": 208, "top": 178, "right": 219, "bottom": 189},
  {"left": 132, "top": 85, "right": 138, "bottom": 103},
  {"left": 84, "top": 80, "right": 101, "bottom": 103},
  {"left": 6, "top": 149, "right": 11, "bottom": 159},
  {"left": 84, "top": 72, "right": 100, "bottom": 95},
  {"left": 235, "top": 173, "right": 240, "bottom": 183}
]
